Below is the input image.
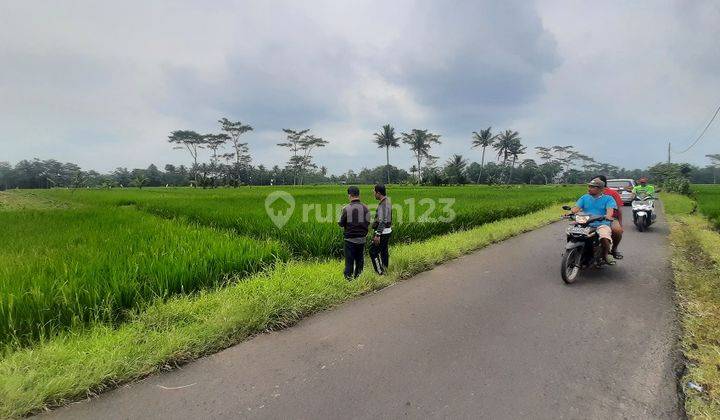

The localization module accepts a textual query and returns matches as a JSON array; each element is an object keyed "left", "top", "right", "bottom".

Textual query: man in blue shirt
[{"left": 570, "top": 177, "right": 618, "bottom": 265}]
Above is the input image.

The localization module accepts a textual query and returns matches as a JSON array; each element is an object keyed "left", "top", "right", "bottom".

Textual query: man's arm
[
  {"left": 338, "top": 207, "right": 347, "bottom": 227},
  {"left": 606, "top": 206, "right": 615, "bottom": 221},
  {"left": 374, "top": 203, "right": 387, "bottom": 236}
]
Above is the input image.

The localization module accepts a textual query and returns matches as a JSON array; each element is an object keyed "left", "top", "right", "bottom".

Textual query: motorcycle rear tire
[
  {"left": 561, "top": 248, "right": 581, "bottom": 284},
  {"left": 637, "top": 215, "right": 646, "bottom": 232}
]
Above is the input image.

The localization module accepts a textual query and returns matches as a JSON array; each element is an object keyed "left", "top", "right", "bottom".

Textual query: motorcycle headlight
[{"left": 575, "top": 215, "right": 590, "bottom": 224}]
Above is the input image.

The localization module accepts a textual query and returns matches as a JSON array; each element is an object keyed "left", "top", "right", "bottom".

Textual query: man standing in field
[
  {"left": 596, "top": 175, "right": 624, "bottom": 260},
  {"left": 370, "top": 184, "right": 392, "bottom": 275},
  {"left": 338, "top": 186, "right": 370, "bottom": 279}
]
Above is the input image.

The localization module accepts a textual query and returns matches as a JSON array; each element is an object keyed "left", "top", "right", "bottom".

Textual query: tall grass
[
  {"left": 0, "top": 207, "right": 288, "bottom": 348},
  {"left": 39, "top": 185, "right": 584, "bottom": 257},
  {"left": 693, "top": 184, "right": 720, "bottom": 229},
  {"left": 4, "top": 185, "right": 583, "bottom": 347}
]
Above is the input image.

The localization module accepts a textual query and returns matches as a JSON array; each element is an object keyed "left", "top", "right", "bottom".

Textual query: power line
[{"left": 673, "top": 103, "right": 720, "bottom": 154}]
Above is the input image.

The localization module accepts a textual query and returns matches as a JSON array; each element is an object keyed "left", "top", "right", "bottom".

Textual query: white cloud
[{"left": 1, "top": 0, "right": 717, "bottom": 174}]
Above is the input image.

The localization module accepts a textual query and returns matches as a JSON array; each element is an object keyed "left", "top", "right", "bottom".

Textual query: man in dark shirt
[
  {"left": 338, "top": 186, "right": 370, "bottom": 279},
  {"left": 370, "top": 184, "right": 392, "bottom": 274}
]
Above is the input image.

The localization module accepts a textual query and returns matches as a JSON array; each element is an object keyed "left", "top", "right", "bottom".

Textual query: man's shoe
[
  {"left": 611, "top": 250, "right": 624, "bottom": 260},
  {"left": 604, "top": 255, "right": 616, "bottom": 266}
]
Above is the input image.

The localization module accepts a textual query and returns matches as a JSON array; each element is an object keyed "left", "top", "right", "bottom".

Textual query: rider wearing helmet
[
  {"left": 632, "top": 177, "right": 655, "bottom": 198},
  {"left": 595, "top": 175, "right": 624, "bottom": 260}
]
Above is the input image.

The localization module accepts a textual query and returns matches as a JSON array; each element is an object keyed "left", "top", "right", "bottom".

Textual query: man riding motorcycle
[
  {"left": 632, "top": 177, "right": 655, "bottom": 198},
  {"left": 570, "top": 178, "right": 618, "bottom": 265},
  {"left": 595, "top": 175, "right": 624, "bottom": 260}
]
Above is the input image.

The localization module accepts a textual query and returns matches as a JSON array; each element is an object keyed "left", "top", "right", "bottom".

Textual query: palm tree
[
  {"left": 493, "top": 130, "right": 520, "bottom": 164},
  {"left": 402, "top": 129, "right": 442, "bottom": 184},
  {"left": 506, "top": 138, "right": 526, "bottom": 184},
  {"left": 471, "top": 127, "right": 496, "bottom": 183},
  {"left": 444, "top": 154, "right": 468, "bottom": 184},
  {"left": 373, "top": 124, "right": 401, "bottom": 184}
]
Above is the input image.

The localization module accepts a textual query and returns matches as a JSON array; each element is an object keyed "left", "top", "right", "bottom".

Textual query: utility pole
[{"left": 667, "top": 142, "right": 671, "bottom": 164}]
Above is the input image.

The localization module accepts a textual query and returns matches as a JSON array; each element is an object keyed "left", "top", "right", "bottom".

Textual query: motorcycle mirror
[{"left": 562, "top": 205, "right": 572, "bottom": 211}]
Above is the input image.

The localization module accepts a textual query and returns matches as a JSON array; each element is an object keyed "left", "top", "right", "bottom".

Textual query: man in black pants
[
  {"left": 338, "top": 186, "right": 370, "bottom": 279},
  {"left": 370, "top": 184, "right": 392, "bottom": 274}
]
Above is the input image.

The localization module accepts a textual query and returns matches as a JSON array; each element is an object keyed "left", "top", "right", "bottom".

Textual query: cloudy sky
[{"left": 1, "top": 0, "right": 718, "bottom": 175}]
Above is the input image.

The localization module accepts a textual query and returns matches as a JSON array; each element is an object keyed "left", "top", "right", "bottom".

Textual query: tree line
[{"left": 2, "top": 117, "right": 718, "bottom": 189}]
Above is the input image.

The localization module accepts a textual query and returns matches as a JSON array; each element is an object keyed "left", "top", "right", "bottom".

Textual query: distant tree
[
  {"left": 373, "top": 124, "right": 401, "bottom": 184},
  {"left": 444, "top": 154, "right": 468, "bottom": 184},
  {"left": 471, "top": 127, "right": 496, "bottom": 183},
  {"left": 0, "top": 161, "right": 12, "bottom": 190},
  {"left": 493, "top": 130, "right": 520, "bottom": 165},
  {"left": 551, "top": 145, "right": 577, "bottom": 182},
  {"left": 493, "top": 130, "right": 521, "bottom": 183},
  {"left": 402, "top": 129, "right": 441, "bottom": 184},
  {"left": 278, "top": 129, "right": 310, "bottom": 185},
  {"left": 145, "top": 164, "right": 163, "bottom": 187},
  {"left": 112, "top": 167, "right": 132, "bottom": 187},
  {"left": 219, "top": 118, "right": 253, "bottom": 185},
  {"left": 707, "top": 154, "right": 720, "bottom": 184},
  {"left": 506, "top": 137, "right": 526, "bottom": 183},
  {"left": 132, "top": 174, "right": 148, "bottom": 189},
  {"left": 203, "top": 134, "right": 229, "bottom": 165},
  {"left": 168, "top": 130, "right": 205, "bottom": 185},
  {"left": 298, "top": 134, "right": 328, "bottom": 185}
]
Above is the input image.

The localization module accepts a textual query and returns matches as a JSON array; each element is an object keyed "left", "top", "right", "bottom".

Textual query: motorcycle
[
  {"left": 560, "top": 205, "right": 616, "bottom": 284},
  {"left": 631, "top": 194, "right": 656, "bottom": 232}
]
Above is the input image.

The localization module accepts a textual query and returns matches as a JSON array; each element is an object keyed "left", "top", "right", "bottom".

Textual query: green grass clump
[
  {"left": 665, "top": 192, "right": 720, "bottom": 417},
  {"left": 0, "top": 207, "right": 288, "bottom": 348},
  {"left": 0, "top": 203, "right": 568, "bottom": 418},
  {"left": 693, "top": 185, "right": 720, "bottom": 229}
]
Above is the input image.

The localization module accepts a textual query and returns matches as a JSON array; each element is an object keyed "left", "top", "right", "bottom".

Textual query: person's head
[
  {"left": 374, "top": 184, "right": 386, "bottom": 200},
  {"left": 587, "top": 177, "right": 605, "bottom": 196},
  {"left": 638, "top": 177, "right": 648, "bottom": 186},
  {"left": 347, "top": 186, "right": 360, "bottom": 201}
]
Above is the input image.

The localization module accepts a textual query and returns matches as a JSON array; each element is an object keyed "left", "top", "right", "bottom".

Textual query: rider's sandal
[
  {"left": 604, "top": 255, "right": 617, "bottom": 266},
  {"left": 611, "top": 251, "right": 624, "bottom": 260}
]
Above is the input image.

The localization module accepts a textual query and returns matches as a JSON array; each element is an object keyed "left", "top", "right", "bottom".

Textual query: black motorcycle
[{"left": 560, "top": 205, "right": 616, "bottom": 284}]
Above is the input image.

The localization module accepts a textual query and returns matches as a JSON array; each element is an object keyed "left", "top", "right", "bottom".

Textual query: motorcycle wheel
[
  {"left": 561, "top": 248, "right": 581, "bottom": 284},
  {"left": 637, "top": 215, "right": 646, "bottom": 232}
]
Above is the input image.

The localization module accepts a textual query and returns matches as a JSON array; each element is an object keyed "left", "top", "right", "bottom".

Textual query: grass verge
[
  {"left": 666, "top": 193, "right": 720, "bottom": 418},
  {"left": 0, "top": 204, "right": 567, "bottom": 418}
]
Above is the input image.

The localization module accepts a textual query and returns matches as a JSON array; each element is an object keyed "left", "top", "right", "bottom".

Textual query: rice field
[
  {"left": 2, "top": 185, "right": 583, "bottom": 348},
  {"left": 693, "top": 184, "right": 720, "bottom": 229},
  {"left": 38, "top": 185, "right": 584, "bottom": 257},
  {"left": 0, "top": 207, "right": 287, "bottom": 347}
]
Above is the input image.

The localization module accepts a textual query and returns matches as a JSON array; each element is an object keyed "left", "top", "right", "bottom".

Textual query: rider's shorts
[{"left": 596, "top": 225, "right": 613, "bottom": 243}]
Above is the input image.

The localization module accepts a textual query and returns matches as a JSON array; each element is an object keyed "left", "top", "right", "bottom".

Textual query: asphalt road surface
[{"left": 46, "top": 205, "right": 681, "bottom": 419}]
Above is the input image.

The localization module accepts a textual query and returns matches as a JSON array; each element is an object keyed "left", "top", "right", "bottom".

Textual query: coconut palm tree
[
  {"left": 373, "top": 124, "right": 401, "bottom": 184},
  {"left": 444, "top": 154, "right": 468, "bottom": 184},
  {"left": 506, "top": 138, "right": 527, "bottom": 184},
  {"left": 493, "top": 130, "right": 520, "bottom": 164},
  {"left": 402, "top": 129, "right": 442, "bottom": 184},
  {"left": 471, "top": 127, "right": 497, "bottom": 183},
  {"left": 492, "top": 130, "right": 520, "bottom": 182}
]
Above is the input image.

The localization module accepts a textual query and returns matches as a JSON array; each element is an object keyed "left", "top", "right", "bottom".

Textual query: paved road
[{"left": 46, "top": 205, "right": 680, "bottom": 419}]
